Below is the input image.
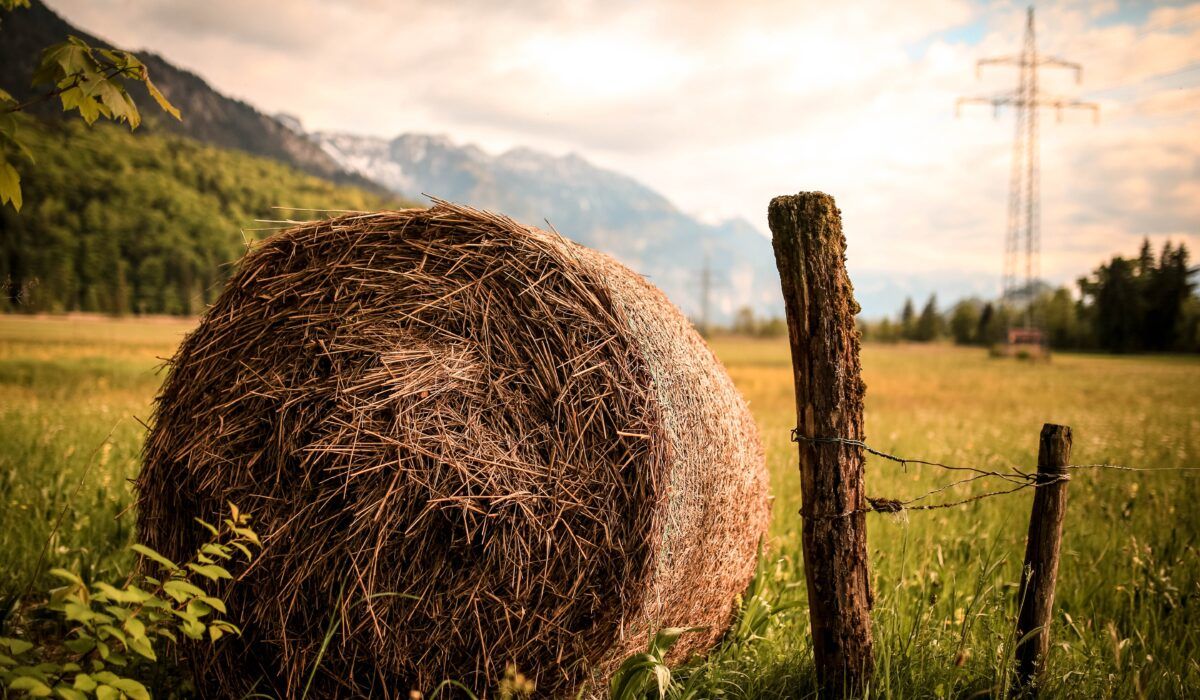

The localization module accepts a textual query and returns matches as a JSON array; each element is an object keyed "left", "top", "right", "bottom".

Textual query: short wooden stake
[
  {"left": 1014, "top": 423, "right": 1073, "bottom": 694},
  {"left": 769, "top": 192, "right": 874, "bottom": 697}
]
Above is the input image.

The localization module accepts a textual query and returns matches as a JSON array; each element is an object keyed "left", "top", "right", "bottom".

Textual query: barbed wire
[
  {"left": 1066, "top": 463, "right": 1200, "bottom": 472},
  {"left": 789, "top": 430, "right": 1198, "bottom": 520},
  {"left": 791, "top": 430, "right": 1035, "bottom": 483}
]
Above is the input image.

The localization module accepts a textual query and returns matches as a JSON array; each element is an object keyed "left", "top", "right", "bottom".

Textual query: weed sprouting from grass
[
  {"left": 608, "top": 547, "right": 804, "bottom": 699},
  {"left": 301, "top": 589, "right": 423, "bottom": 699},
  {"left": 608, "top": 627, "right": 702, "bottom": 700}
]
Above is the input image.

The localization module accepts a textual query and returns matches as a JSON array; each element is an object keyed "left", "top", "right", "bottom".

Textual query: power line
[{"left": 956, "top": 6, "right": 1098, "bottom": 333}]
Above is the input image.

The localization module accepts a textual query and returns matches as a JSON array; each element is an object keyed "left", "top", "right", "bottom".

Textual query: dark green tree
[
  {"left": 1077, "top": 241, "right": 1195, "bottom": 353},
  {"left": 948, "top": 299, "right": 981, "bottom": 345},
  {"left": 976, "top": 302, "right": 1014, "bottom": 347},
  {"left": 1080, "top": 256, "right": 1142, "bottom": 353},
  {"left": 1142, "top": 242, "right": 1193, "bottom": 351},
  {"left": 1032, "top": 288, "right": 1086, "bottom": 349},
  {"left": 899, "top": 297, "right": 916, "bottom": 340},
  {"left": 913, "top": 294, "right": 942, "bottom": 342}
]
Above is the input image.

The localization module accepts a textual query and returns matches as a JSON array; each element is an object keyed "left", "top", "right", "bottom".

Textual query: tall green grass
[
  {"left": 2, "top": 318, "right": 1197, "bottom": 697},
  {"left": 0, "top": 317, "right": 191, "bottom": 596},
  {"left": 701, "top": 339, "right": 1200, "bottom": 698}
]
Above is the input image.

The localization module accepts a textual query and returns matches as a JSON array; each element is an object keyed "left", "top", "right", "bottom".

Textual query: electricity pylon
[{"left": 957, "top": 6, "right": 1098, "bottom": 329}]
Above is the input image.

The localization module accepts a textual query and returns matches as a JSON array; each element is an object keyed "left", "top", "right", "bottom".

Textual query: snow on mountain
[
  {"left": 315, "top": 133, "right": 415, "bottom": 196},
  {"left": 310, "top": 131, "right": 780, "bottom": 323}
]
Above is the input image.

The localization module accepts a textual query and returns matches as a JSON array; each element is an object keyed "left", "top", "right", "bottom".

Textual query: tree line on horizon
[
  {"left": 3, "top": 118, "right": 1195, "bottom": 358},
  {"left": 858, "top": 239, "right": 1199, "bottom": 354}
]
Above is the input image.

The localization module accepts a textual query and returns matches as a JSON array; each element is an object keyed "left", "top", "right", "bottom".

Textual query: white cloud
[{"left": 44, "top": 0, "right": 1200, "bottom": 303}]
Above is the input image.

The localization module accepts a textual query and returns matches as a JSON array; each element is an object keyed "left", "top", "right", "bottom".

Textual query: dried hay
[{"left": 136, "top": 202, "right": 770, "bottom": 698}]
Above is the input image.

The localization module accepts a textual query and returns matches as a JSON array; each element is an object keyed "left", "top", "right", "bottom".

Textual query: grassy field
[{"left": 1, "top": 315, "right": 1197, "bottom": 697}]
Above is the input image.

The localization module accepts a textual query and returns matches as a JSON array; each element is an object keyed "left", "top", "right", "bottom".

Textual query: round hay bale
[{"left": 137, "top": 202, "right": 770, "bottom": 698}]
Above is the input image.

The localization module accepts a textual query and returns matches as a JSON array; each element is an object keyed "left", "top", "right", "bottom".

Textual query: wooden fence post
[
  {"left": 1014, "top": 423, "right": 1073, "bottom": 694},
  {"left": 768, "top": 192, "right": 874, "bottom": 697}
]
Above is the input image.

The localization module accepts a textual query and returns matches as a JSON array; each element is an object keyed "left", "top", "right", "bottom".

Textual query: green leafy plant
[
  {"left": 721, "top": 548, "right": 802, "bottom": 657},
  {"left": 1, "top": 0, "right": 180, "bottom": 210},
  {"left": 606, "top": 547, "right": 799, "bottom": 700},
  {"left": 0, "top": 504, "right": 258, "bottom": 699},
  {"left": 608, "top": 627, "right": 701, "bottom": 700}
]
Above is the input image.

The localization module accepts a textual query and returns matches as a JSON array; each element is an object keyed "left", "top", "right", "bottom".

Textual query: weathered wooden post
[
  {"left": 769, "top": 192, "right": 874, "bottom": 696},
  {"left": 1014, "top": 423, "right": 1073, "bottom": 694}
]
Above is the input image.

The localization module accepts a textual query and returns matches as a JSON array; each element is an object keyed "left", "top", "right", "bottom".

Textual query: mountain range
[
  {"left": 309, "top": 130, "right": 781, "bottom": 322},
  {"left": 3, "top": 0, "right": 785, "bottom": 322}
]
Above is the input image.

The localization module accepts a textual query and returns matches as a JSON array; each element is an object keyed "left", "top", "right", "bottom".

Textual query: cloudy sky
[{"left": 49, "top": 0, "right": 1200, "bottom": 309}]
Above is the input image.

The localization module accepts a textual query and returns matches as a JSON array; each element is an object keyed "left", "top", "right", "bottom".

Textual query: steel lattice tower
[{"left": 957, "top": 7, "right": 1097, "bottom": 328}]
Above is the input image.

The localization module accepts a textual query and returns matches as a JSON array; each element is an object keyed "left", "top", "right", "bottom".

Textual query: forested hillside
[{"left": 1, "top": 121, "right": 400, "bottom": 314}]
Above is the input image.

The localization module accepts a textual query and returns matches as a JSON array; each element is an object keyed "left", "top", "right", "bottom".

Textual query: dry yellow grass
[{"left": 2, "top": 317, "right": 1198, "bottom": 696}]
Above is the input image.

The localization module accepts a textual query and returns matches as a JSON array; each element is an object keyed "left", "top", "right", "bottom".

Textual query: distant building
[{"left": 1000, "top": 327, "right": 1048, "bottom": 359}]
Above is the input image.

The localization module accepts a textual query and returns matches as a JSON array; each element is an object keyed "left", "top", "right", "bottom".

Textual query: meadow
[{"left": 1, "top": 315, "right": 1197, "bottom": 698}]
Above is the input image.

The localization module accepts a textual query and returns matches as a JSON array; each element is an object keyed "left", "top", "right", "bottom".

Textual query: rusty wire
[{"left": 790, "top": 431, "right": 1196, "bottom": 520}]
